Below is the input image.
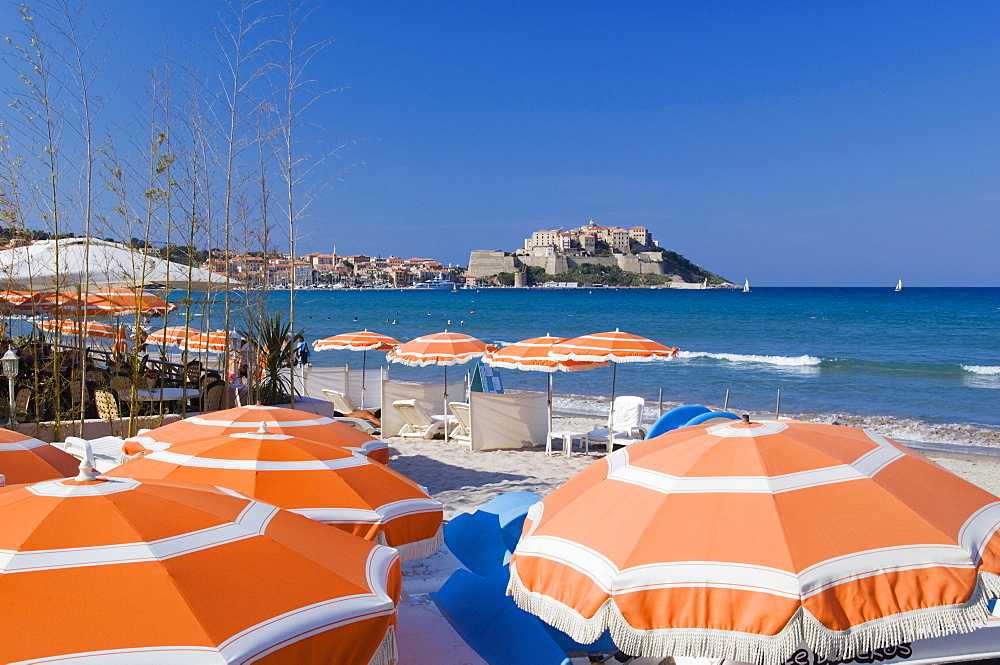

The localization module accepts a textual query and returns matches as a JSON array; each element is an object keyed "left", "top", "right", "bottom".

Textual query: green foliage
[
  {"left": 239, "top": 312, "right": 303, "bottom": 406},
  {"left": 656, "top": 248, "right": 726, "bottom": 283},
  {"left": 494, "top": 272, "right": 515, "bottom": 286}
]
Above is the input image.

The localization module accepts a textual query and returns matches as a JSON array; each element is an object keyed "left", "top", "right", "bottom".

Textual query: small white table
[
  {"left": 135, "top": 388, "right": 200, "bottom": 410},
  {"left": 548, "top": 431, "right": 587, "bottom": 457}
]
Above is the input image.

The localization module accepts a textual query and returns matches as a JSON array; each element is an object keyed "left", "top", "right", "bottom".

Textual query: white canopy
[{"left": 0, "top": 238, "right": 230, "bottom": 290}]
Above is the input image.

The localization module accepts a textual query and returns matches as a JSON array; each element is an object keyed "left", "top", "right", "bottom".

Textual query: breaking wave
[
  {"left": 677, "top": 351, "right": 823, "bottom": 367},
  {"left": 963, "top": 365, "right": 1000, "bottom": 376}
]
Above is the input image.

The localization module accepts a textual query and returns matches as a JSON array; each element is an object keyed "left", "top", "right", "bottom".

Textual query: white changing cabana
[
  {"left": 466, "top": 391, "right": 548, "bottom": 451},
  {"left": 382, "top": 378, "right": 547, "bottom": 451}
]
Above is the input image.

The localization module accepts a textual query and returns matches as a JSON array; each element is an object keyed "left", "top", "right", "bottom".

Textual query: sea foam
[
  {"left": 677, "top": 351, "right": 822, "bottom": 367},
  {"left": 963, "top": 365, "right": 1000, "bottom": 376}
]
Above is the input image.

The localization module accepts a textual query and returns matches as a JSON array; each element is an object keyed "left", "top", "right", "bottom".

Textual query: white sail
[
  {"left": 895, "top": 279, "right": 902, "bottom": 292},
  {"left": 743, "top": 279, "right": 751, "bottom": 293}
]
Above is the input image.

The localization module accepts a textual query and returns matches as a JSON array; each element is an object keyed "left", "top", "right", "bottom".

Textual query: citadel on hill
[{"left": 467, "top": 220, "right": 729, "bottom": 287}]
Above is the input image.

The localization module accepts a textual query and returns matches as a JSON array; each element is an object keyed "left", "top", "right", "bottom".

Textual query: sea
[{"left": 164, "top": 286, "right": 1000, "bottom": 445}]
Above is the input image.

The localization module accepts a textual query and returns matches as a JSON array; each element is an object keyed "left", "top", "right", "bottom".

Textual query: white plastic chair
[
  {"left": 585, "top": 396, "right": 647, "bottom": 452},
  {"left": 392, "top": 399, "right": 447, "bottom": 439},
  {"left": 449, "top": 402, "right": 472, "bottom": 446}
]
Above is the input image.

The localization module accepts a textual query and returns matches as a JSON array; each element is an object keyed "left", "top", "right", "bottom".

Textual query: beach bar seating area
[{"left": 0, "top": 338, "right": 232, "bottom": 441}]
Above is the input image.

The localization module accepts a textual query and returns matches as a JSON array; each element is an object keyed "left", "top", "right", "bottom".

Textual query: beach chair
[
  {"left": 331, "top": 417, "right": 378, "bottom": 435},
  {"left": 321, "top": 389, "right": 358, "bottom": 414},
  {"left": 392, "top": 399, "right": 448, "bottom": 439},
  {"left": 322, "top": 389, "right": 380, "bottom": 434},
  {"left": 449, "top": 401, "right": 472, "bottom": 446},
  {"left": 585, "top": 395, "right": 646, "bottom": 452}
]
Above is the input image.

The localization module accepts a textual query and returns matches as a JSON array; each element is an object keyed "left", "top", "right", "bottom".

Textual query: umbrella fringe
[
  {"left": 390, "top": 526, "right": 444, "bottom": 561},
  {"left": 508, "top": 564, "right": 1000, "bottom": 665},
  {"left": 367, "top": 625, "right": 398, "bottom": 665}
]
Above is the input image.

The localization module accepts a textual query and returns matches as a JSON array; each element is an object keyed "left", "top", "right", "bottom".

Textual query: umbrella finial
[
  {"left": 257, "top": 423, "right": 270, "bottom": 434},
  {"left": 74, "top": 440, "right": 98, "bottom": 482},
  {"left": 741, "top": 414, "right": 751, "bottom": 424}
]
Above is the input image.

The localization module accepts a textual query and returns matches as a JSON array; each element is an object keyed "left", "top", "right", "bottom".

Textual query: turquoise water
[{"left": 171, "top": 287, "right": 1000, "bottom": 430}]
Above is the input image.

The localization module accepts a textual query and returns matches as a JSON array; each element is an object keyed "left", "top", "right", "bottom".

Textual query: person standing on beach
[{"left": 292, "top": 334, "right": 311, "bottom": 367}]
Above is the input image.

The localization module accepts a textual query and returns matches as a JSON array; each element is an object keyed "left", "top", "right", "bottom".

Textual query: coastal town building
[
  {"left": 521, "top": 220, "right": 656, "bottom": 257},
  {"left": 199, "top": 248, "right": 459, "bottom": 288}
]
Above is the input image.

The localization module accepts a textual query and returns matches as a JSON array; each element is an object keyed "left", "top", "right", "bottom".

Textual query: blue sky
[{"left": 7, "top": 1, "right": 1000, "bottom": 285}]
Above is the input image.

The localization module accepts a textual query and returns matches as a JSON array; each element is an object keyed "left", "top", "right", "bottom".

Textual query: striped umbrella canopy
[
  {"left": 386, "top": 331, "right": 486, "bottom": 367},
  {"left": 0, "top": 428, "right": 80, "bottom": 484},
  {"left": 146, "top": 325, "right": 200, "bottom": 346},
  {"left": 36, "top": 318, "right": 116, "bottom": 338},
  {"left": 6, "top": 291, "right": 103, "bottom": 316},
  {"left": 386, "top": 331, "right": 487, "bottom": 443},
  {"left": 121, "top": 404, "right": 389, "bottom": 465},
  {"left": 314, "top": 330, "right": 401, "bottom": 410},
  {"left": 314, "top": 330, "right": 400, "bottom": 352},
  {"left": 0, "top": 472, "right": 400, "bottom": 665},
  {"left": 182, "top": 329, "right": 243, "bottom": 354},
  {"left": 0, "top": 290, "right": 35, "bottom": 306},
  {"left": 509, "top": 418, "right": 1000, "bottom": 665},
  {"left": 486, "top": 334, "right": 608, "bottom": 450},
  {"left": 85, "top": 289, "right": 176, "bottom": 317},
  {"left": 550, "top": 329, "right": 679, "bottom": 450},
  {"left": 109, "top": 425, "right": 444, "bottom": 560}
]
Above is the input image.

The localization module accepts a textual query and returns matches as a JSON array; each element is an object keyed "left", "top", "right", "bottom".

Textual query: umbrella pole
[
  {"left": 360, "top": 349, "right": 367, "bottom": 410},
  {"left": 547, "top": 373, "right": 553, "bottom": 454},
  {"left": 443, "top": 365, "right": 449, "bottom": 444},
  {"left": 609, "top": 362, "right": 617, "bottom": 452}
]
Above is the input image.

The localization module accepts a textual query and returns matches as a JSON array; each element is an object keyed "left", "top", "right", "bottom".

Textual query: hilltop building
[{"left": 467, "top": 220, "right": 672, "bottom": 280}]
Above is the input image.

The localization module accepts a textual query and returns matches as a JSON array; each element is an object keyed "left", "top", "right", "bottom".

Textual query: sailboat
[
  {"left": 895, "top": 279, "right": 902, "bottom": 292},
  {"left": 743, "top": 279, "right": 751, "bottom": 293},
  {"left": 702, "top": 278, "right": 708, "bottom": 289}
]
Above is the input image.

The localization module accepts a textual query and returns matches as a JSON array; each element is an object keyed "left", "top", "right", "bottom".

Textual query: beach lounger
[
  {"left": 585, "top": 395, "right": 647, "bottom": 452},
  {"left": 444, "top": 492, "right": 541, "bottom": 576},
  {"left": 645, "top": 404, "right": 711, "bottom": 439},
  {"left": 431, "top": 568, "right": 573, "bottom": 665},
  {"left": 330, "top": 416, "right": 378, "bottom": 435},
  {"left": 392, "top": 399, "right": 448, "bottom": 439},
  {"left": 448, "top": 401, "right": 472, "bottom": 446},
  {"left": 321, "top": 388, "right": 359, "bottom": 415}
]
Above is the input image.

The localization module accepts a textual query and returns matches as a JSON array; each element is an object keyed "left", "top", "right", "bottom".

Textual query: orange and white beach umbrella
[
  {"left": 549, "top": 328, "right": 678, "bottom": 364},
  {"left": 9, "top": 291, "right": 103, "bottom": 316},
  {"left": 0, "top": 428, "right": 79, "bottom": 484},
  {"left": 86, "top": 289, "right": 176, "bottom": 317},
  {"left": 109, "top": 424, "right": 443, "bottom": 560},
  {"left": 486, "top": 335, "right": 608, "bottom": 448},
  {"left": 0, "top": 471, "right": 401, "bottom": 664},
  {"left": 0, "top": 290, "right": 35, "bottom": 307},
  {"left": 550, "top": 329, "right": 678, "bottom": 449},
  {"left": 386, "top": 331, "right": 486, "bottom": 367},
  {"left": 314, "top": 330, "right": 400, "bottom": 409},
  {"left": 146, "top": 324, "right": 200, "bottom": 346},
  {"left": 183, "top": 329, "right": 243, "bottom": 353},
  {"left": 314, "top": 329, "right": 400, "bottom": 352},
  {"left": 37, "top": 318, "right": 116, "bottom": 338},
  {"left": 509, "top": 418, "right": 1000, "bottom": 664},
  {"left": 121, "top": 404, "right": 389, "bottom": 464},
  {"left": 387, "top": 332, "right": 487, "bottom": 443}
]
